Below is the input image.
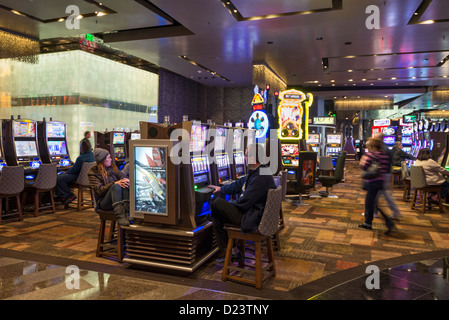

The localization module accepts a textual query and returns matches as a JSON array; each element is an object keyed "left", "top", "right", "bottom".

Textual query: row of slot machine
[{"left": 0, "top": 116, "right": 72, "bottom": 182}]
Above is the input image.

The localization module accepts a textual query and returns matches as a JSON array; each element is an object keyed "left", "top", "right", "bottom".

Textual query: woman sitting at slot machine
[
  {"left": 55, "top": 140, "right": 95, "bottom": 204},
  {"left": 414, "top": 148, "right": 449, "bottom": 204},
  {"left": 392, "top": 141, "right": 415, "bottom": 167},
  {"left": 88, "top": 148, "right": 130, "bottom": 226}
]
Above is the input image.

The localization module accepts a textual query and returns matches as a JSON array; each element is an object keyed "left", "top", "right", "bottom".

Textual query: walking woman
[
  {"left": 359, "top": 138, "right": 396, "bottom": 234},
  {"left": 88, "top": 148, "right": 130, "bottom": 226}
]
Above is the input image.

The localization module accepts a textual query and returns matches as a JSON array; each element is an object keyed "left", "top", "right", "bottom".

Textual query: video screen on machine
[
  {"left": 133, "top": 146, "right": 167, "bottom": 215},
  {"left": 233, "top": 129, "right": 243, "bottom": 151},
  {"left": 402, "top": 136, "right": 412, "bottom": 145},
  {"left": 114, "top": 146, "right": 125, "bottom": 156},
  {"left": 15, "top": 141, "right": 38, "bottom": 157},
  {"left": 327, "top": 135, "right": 341, "bottom": 144},
  {"left": 13, "top": 121, "right": 36, "bottom": 138},
  {"left": 48, "top": 141, "right": 68, "bottom": 156},
  {"left": 189, "top": 124, "right": 208, "bottom": 153},
  {"left": 215, "top": 127, "right": 226, "bottom": 152},
  {"left": 382, "top": 127, "right": 396, "bottom": 136},
  {"left": 306, "top": 134, "right": 319, "bottom": 144},
  {"left": 383, "top": 136, "right": 396, "bottom": 145},
  {"left": 47, "top": 122, "right": 66, "bottom": 138},
  {"left": 130, "top": 133, "right": 141, "bottom": 140},
  {"left": 281, "top": 144, "right": 299, "bottom": 156},
  {"left": 113, "top": 132, "right": 125, "bottom": 144},
  {"left": 401, "top": 127, "right": 413, "bottom": 136}
]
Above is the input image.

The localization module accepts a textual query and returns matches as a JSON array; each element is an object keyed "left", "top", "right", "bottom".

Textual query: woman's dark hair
[
  {"left": 417, "top": 148, "right": 431, "bottom": 161},
  {"left": 80, "top": 139, "right": 91, "bottom": 154}
]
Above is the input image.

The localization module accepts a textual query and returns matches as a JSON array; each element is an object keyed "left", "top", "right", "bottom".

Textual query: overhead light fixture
[
  {"left": 96, "top": 11, "right": 106, "bottom": 17},
  {"left": 11, "top": 10, "right": 24, "bottom": 16},
  {"left": 322, "top": 58, "right": 329, "bottom": 70},
  {"left": 76, "top": 15, "right": 84, "bottom": 20}
]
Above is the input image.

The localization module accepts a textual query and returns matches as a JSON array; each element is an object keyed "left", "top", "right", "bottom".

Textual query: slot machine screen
[
  {"left": 13, "top": 121, "right": 36, "bottom": 138},
  {"left": 327, "top": 134, "right": 341, "bottom": 144},
  {"left": 189, "top": 124, "right": 208, "bottom": 153},
  {"left": 15, "top": 141, "right": 38, "bottom": 157},
  {"left": 47, "top": 122, "right": 66, "bottom": 138},
  {"left": 401, "top": 127, "right": 413, "bottom": 136},
  {"left": 233, "top": 129, "right": 244, "bottom": 151},
  {"left": 130, "top": 133, "right": 141, "bottom": 140},
  {"left": 401, "top": 136, "right": 412, "bottom": 145},
  {"left": 383, "top": 136, "right": 396, "bottom": 145},
  {"left": 48, "top": 141, "right": 68, "bottom": 156},
  {"left": 281, "top": 144, "right": 299, "bottom": 156},
  {"left": 307, "top": 134, "right": 320, "bottom": 144},
  {"left": 133, "top": 146, "right": 167, "bottom": 216},
  {"left": 112, "top": 132, "right": 125, "bottom": 144},
  {"left": 215, "top": 127, "right": 226, "bottom": 152},
  {"left": 114, "top": 146, "right": 125, "bottom": 157}
]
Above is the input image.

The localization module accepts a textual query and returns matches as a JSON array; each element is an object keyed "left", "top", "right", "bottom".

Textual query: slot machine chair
[
  {"left": 222, "top": 186, "right": 282, "bottom": 290},
  {"left": 0, "top": 166, "right": 25, "bottom": 224},
  {"left": 318, "top": 151, "right": 346, "bottom": 197},
  {"left": 401, "top": 161, "right": 411, "bottom": 201},
  {"left": 409, "top": 166, "right": 444, "bottom": 213},
  {"left": 68, "top": 162, "right": 96, "bottom": 210},
  {"left": 318, "top": 156, "right": 334, "bottom": 176}
]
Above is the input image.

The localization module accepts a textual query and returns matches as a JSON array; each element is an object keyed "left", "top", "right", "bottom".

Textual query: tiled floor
[{"left": 1, "top": 160, "right": 449, "bottom": 301}]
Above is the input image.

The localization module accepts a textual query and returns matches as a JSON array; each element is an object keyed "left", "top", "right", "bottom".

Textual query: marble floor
[{"left": 1, "top": 160, "right": 449, "bottom": 303}]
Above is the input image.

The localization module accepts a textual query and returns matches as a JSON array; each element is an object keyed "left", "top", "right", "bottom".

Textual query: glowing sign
[
  {"left": 373, "top": 119, "right": 390, "bottom": 126},
  {"left": 277, "top": 89, "right": 313, "bottom": 140},
  {"left": 252, "top": 92, "right": 264, "bottom": 111},
  {"left": 248, "top": 110, "right": 269, "bottom": 139}
]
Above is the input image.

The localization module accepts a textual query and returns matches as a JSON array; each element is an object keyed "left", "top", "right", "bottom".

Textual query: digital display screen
[
  {"left": 216, "top": 154, "right": 229, "bottom": 169},
  {"left": 383, "top": 136, "right": 396, "bottom": 145},
  {"left": 113, "top": 132, "right": 125, "bottom": 144},
  {"left": 215, "top": 127, "right": 227, "bottom": 152},
  {"left": 0, "top": 163, "right": 6, "bottom": 171},
  {"left": 133, "top": 146, "right": 167, "bottom": 215},
  {"left": 48, "top": 141, "right": 68, "bottom": 156},
  {"left": 307, "top": 134, "right": 320, "bottom": 144},
  {"left": 13, "top": 121, "right": 36, "bottom": 138},
  {"left": 402, "top": 136, "right": 412, "bottom": 145},
  {"left": 327, "top": 134, "right": 341, "bottom": 144},
  {"left": 382, "top": 127, "right": 396, "bottom": 136},
  {"left": 114, "top": 146, "right": 125, "bottom": 156},
  {"left": 190, "top": 124, "right": 208, "bottom": 153},
  {"left": 47, "top": 122, "right": 65, "bottom": 138},
  {"left": 15, "top": 141, "right": 38, "bottom": 157},
  {"left": 281, "top": 144, "right": 299, "bottom": 156},
  {"left": 233, "top": 129, "right": 243, "bottom": 151},
  {"left": 401, "top": 127, "right": 413, "bottom": 135},
  {"left": 60, "top": 159, "right": 71, "bottom": 167},
  {"left": 130, "top": 133, "right": 141, "bottom": 140}
]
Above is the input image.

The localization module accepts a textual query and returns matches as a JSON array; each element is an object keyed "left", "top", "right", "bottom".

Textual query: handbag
[{"left": 362, "top": 158, "right": 381, "bottom": 180}]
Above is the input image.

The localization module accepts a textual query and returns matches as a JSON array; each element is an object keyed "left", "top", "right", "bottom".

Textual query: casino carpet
[{"left": 1, "top": 160, "right": 449, "bottom": 299}]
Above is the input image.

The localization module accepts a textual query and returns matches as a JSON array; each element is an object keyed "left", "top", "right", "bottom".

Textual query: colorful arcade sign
[{"left": 277, "top": 89, "right": 313, "bottom": 140}]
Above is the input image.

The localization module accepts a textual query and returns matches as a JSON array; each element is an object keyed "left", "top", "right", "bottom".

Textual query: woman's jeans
[
  {"left": 99, "top": 184, "right": 129, "bottom": 211},
  {"left": 56, "top": 173, "right": 77, "bottom": 198},
  {"left": 364, "top": 180, "right": 383, "bottom": 226}
]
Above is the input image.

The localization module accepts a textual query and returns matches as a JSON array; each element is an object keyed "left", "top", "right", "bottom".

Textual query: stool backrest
[
  {"left": 0, "top": 166, "right": 24, "bottom": 195},
  {"left": 401, "top": 161, "right": 410, "bottom": 180},
  {"left": 257, "top": 186, "right": 283, "bottom": 237},
  {"left": 34, "top": 163, "right": 57, "bottom": 190},
  {"left": 74, "top": 162, "right": 96, "bottom": 186},
  {"left": 410, "top": 166, "right": 427, "bottom": 189},
  {"left": 334, "top": 151, "right": 347, "bottom": 182},
  {"left": 279, "top": 169, "right": 288, "bottom": 200},
  {"left": 319, "top": 157, "right": 333, "bottom": 171}
]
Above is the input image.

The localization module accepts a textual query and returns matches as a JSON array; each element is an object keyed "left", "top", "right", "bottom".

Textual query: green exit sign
[{"left": 85, "top": 34, "right": 94, "bottom": 41}]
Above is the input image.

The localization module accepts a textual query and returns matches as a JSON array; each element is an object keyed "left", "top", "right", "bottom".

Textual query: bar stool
[
  {"left": 222, "top": 186, "right": 282, "bottom": 289},
  {"left": 401, "top": 161, "right": 411, "bottom": 201},
  {"left": 410, "top": 166, "right": 443, "bottom": 213},
  {"left": 0, "top": 166, "right": 25, "bottom": 223},
  {"left": 96, "top": 209, "right": 125, "bottom": 262},
  {"left": 68, "top": 162, "right": 96, "bottom": 210},
  {"left": 22, "top": 163, "right": 57, "bottom": 216},
  {"left": 318, "top": 156, "right": 333, "bottom": 176}
]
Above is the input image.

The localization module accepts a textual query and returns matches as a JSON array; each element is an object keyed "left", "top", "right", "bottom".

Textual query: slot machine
[
  {"left": 38, "top": 119, "right": 72, "bottom": 173},
  {"left": 3, "top": 117, "right": 42, "bottom": 182},
  {"left": 231, "top": 127, "right": 246, "bottom": 179},
  {"left": 280, "top": 142, "right": 300, "bottom": 180},
  {"left": 325, "top": 133, "right": 342, "bottom": 161},
  {"left": 382, "top": 126, "right": 397, "bottom": 150},
  {"left": 210, "top": 125, "right": 233, "bottom": 186},
  {"left": 400, "top": 125, "right": 413, "bottom": 154},
  {"left": 306, "top": 133, "right": 320, "bottom": 155},
  {"left": 95, "top": 131, "right": 127, "bottom": 169},
  {"left": 354, "top": 140, "right": 363, "bottom": 160},
  {"left": 125, "top": 131, "right": 141, "bottom": 161}
]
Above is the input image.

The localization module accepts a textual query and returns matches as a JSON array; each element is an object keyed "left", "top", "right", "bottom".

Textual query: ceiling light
[
  {"left": 76, "top": 15, "right": 83, "bottom": 20},
  {"left": 348, "top": 69, "right": 353, "bottom": 72},
  {"left": 96, "top": 11, "right": 106, "bottom": 17},
  {"left": 422, "top": 20, "right": 435, "bottom": 24},
  {"left": 362, "top": 79, "right": 366, "bottom": 81},
  {"left": 391, "top": 77, "right": 397, "bottom": 80},
  {"left": 58, "top": 18, "right": 65, "bottom": 22},
  {"left": 11, "top": 10, "right": 24, "bottom": 16},
  {"left": 348, "top": 79, "right": 353, "bottom": 82}
]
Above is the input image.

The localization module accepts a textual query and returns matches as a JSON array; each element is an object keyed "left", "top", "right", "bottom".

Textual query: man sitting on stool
[{"left": 208, "top": 143, "right": 276, "bottom": 263}]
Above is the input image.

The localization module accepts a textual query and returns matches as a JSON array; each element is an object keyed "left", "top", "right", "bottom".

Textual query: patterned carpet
[{"left": 1, "top": 160, "right": 449, "bottom": 296}]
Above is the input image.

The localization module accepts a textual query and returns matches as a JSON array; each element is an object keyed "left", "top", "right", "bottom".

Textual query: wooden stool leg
[
  {"left": 78, "top": 186, "right": 83, "bottom": 211},
  {"left": 96, "top": 219, "right": 106, "bottom": 257},
  {"left": 422, "top": 191, "right": 427, "bottom": 213},
  {"left": 34, "top": 190, "right": 39, "bottom": 217},
  {"left": 117, "top": 226, "right": 123, "bottom": 262},
  {"left": 411, "top": 189, "right": 417, "bottom": 209},
  {"left": 109, "top": 221, "right": 116, "bottom": 240},
  {"left": 50, "top": 190, "right": 56, "bottom": 214},
  {"left": 16, "top": 195, "right": 23, "bottom": 222},
  {"left": 222, "top": 237, "right": 234, "bottom": 281},
  {"left": 0, "top": 198, "right": 3, "bottom": 224},
  {"left": 255, "top": 240, "right": 262, "bottom": 290}
]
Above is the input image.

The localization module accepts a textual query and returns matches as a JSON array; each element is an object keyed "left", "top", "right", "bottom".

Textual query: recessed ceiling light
[
  {"left": 348, "top": 79, "right": 353, "bottom": 82},
  {"left": 316, "top": 37, "right": 323, "bottom": 40},
  {"left": 345, "top": 42, "right": 352, "bottom": 45},
  {"left": 391, "top": 77, "right": 397, "bottom": 80}
]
